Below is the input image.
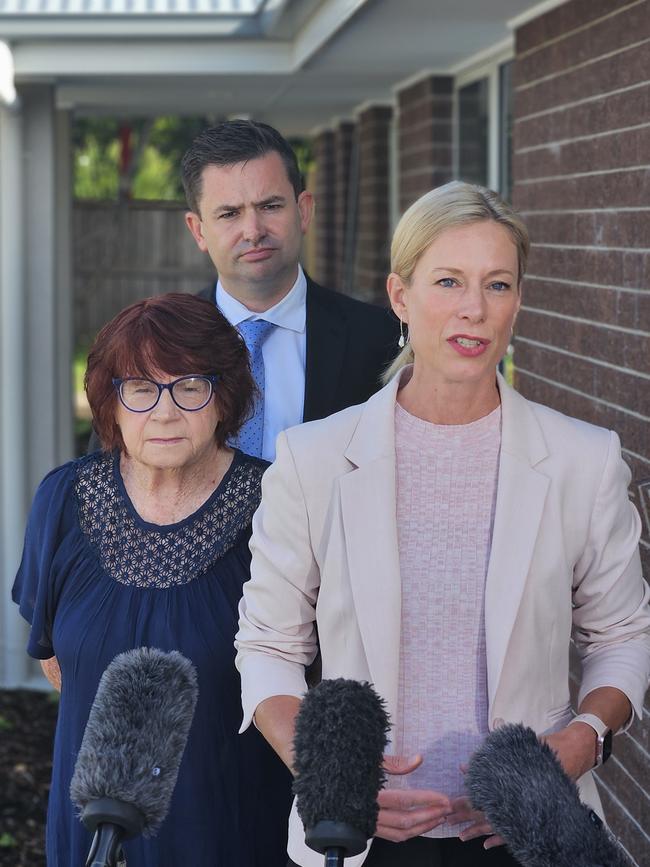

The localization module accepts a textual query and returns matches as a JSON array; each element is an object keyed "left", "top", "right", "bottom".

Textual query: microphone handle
[
  {"left": 324, "top": 848, "right": 345, "bottom": 867},
  {"left": 86, "top": 822, "right": 126, "bottom": 867}
]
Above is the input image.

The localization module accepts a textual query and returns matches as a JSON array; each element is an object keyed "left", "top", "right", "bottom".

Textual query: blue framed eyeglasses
[{"left": 112, "top": 375, "right": 218, "bottom": 413}]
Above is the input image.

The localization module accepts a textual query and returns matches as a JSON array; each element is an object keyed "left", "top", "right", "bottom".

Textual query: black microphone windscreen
[
  {"left": 292, "top": 678, "right": 390, "bottom": 839},
  {"left": 70, "top": 647, "right": 198, "bottom": 837},
  {"left": 466, "top": 723, "right": 631, "bottom": 867}
]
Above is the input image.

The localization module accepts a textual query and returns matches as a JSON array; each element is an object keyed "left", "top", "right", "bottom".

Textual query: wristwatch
[{"left": 568, "top": 713, "right": 612, "bottom": 767}]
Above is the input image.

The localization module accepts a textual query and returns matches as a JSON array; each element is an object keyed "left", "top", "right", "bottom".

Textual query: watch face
[{"left": 602, "top": 730, "right": 613, "bottom": 764}]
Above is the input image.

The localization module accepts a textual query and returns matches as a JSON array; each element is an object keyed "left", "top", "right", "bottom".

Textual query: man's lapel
[
  {"left": 196, "top": 282, "right": 216, "bottom": 303},
  {"left": 303, "top": 279, "right": 347, "bottom": 422},
  {"left": 484, "top": 375, "right": 550, "bottom": 708}
]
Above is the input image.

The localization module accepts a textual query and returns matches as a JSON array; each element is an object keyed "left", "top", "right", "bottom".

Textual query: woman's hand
[
  {"left": 540, "top": 725, "right": 596, "bottom": 781},
  {"left": 542, "top": 687, "right": 633, "bottom": 781},
  {"left": 446, "top": 795, "right": 505, "bottom": 849},
  {"left": 375, "top": 754, "right": 452, "bottom": 842},
  {"left": 40, "top": 657, "right": 61, "bottom": 691},
  {"left": 448, "top": 723, "right": 597, "bottom": 848}
]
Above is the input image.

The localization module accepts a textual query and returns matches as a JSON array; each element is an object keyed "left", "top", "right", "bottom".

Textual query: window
[
  {"left": 454, "top": 53, "right": 514, "bottom": 198},
  {"left": 458, "top": 78, "right": 489, "bottom": 186}
]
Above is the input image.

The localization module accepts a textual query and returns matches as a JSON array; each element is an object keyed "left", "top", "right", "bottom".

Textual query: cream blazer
[{"left": 236, "top": 372, "right": 650, "bottom": 867}]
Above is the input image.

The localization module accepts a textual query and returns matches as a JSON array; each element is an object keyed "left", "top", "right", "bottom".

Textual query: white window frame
[{"left": 453, "top": 43, "right": 513, "bottom": 193}]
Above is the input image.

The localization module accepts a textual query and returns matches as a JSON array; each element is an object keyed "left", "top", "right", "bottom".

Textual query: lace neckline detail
[{"left": 75, "top": 450, "right": 266, "bottom": 589}]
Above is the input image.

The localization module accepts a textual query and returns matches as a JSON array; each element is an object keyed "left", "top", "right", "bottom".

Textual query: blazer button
[{"left": 492, "top": 717, "right": 506, "bottom": 729}]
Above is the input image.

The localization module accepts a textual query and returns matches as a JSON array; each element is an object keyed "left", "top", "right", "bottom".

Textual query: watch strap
[
  {"left": 568, "top": 713, "right": 611, "bottom": 767},
  {"left": 568, "top": 713, "right": 609, "bottom": 738}
]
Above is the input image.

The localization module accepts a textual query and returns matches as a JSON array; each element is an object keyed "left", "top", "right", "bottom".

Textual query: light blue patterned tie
[{"left": 232, "top": 319, "right": 275, "bottom": 458}]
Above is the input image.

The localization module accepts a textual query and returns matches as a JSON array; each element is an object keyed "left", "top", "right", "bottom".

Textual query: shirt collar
[{"left": 215, "top": 266, "right": 307, "bottom": 333}]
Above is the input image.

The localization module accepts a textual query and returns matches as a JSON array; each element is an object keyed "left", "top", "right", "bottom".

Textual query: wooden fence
[{"left": 73, "top": 200, "right": 216, "bottom": 346}]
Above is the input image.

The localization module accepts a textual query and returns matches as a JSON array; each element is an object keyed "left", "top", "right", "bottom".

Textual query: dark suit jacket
[
  {"left": 197, "top": 276, "right": 399, "bottom": 423},
  {"left": 89, "top": 277, "right": 398, "bottom": 452}
]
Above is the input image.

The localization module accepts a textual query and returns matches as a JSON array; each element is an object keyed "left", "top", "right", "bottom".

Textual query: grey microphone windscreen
[
  {"left": 293, "top": 678, "right": 390, "bottom": 841},
  {"left": 466, "top": 723, "right": 630, "bottom": 867},
  {"left": 70, "top": 647, "right": 198, "bottom": 837}
]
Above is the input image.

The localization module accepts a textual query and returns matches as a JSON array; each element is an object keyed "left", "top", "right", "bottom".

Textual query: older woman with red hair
[{"left": 12, "top": 293, "right": 292, "bottom": 867}]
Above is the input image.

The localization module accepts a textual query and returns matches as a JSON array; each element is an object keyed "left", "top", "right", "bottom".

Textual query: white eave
[
  {"left": 0, "top": 0, "right": 264, "bottom": 12},
  {"left": 0, "top": 0, "right": 555, "bottom": 134}
]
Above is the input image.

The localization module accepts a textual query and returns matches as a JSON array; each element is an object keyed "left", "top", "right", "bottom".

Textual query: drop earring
[{"left": 398, "top": 318, "right": 407, "bottom": 349}]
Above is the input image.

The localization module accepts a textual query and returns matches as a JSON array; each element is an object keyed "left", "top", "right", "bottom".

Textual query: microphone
[
  {"left": 292, "top": 678, "right": 390, "bottom": 866},
  {"left": 70, "top": 647, "right": 198, "bottom": 867},
  {"left": 465, "top": 723, "right": 631, "bottom": 867}
]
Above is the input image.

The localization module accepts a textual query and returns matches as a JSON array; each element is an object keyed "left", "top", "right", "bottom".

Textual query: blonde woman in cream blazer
[{"left": 236, "top": 183, "right": 650, "bottom": 867}]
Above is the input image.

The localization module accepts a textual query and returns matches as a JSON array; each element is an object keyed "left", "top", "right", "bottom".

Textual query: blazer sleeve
[
  {"left": 235, "top": 430, "right": 321, "bottom": 731},
  {"left": 572, "top": 429, "right": 650, "bottom": 721}
]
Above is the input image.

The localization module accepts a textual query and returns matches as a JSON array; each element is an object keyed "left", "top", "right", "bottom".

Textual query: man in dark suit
[{"left": 181, "top": 119, "right": 398, "bottom": 460}]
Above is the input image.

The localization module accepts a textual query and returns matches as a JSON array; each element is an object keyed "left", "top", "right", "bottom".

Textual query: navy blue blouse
[{"left": 12, "top": 449, "right": 293, "bottom": 867}]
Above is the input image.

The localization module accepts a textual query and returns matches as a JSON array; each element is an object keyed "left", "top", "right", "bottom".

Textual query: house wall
[
  {"left": 311, "top": 128, "right": 337, "bottom": 290},
  {"left": 396, "top": 74, "right": 454, "bottom": 212},
  {"left": 333, "top": 119, "right": 356, "bottom": 293},
  {"left": 351, "top": 104, "right": 393, "bottom": 305},
  {"left": 513, "top": 2, "right": 650, "bottom": 862},
  {"left": 307, "top": 0, "right": 649, "bottom": 857}
]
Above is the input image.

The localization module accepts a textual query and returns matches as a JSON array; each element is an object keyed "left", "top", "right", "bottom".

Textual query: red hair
[{"left": 85, "top": 293, "right": 255, "bottom": 452}]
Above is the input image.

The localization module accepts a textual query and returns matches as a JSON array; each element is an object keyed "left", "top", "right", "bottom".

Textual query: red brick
[
  {"left": 398, "top": 75, "right": 453, "bottom": 106},
  {"left": 514, "top": 83, "right": 650, "bottom": 149},
  {"left": 397, "top": 74, "right": 454, "bottom": 215},
  {"left": 515, "top": 41, "right": 650, "bottom": 118},
  {"left": 597, "top": 755, "right": 649, "bottom": 837},
  {"left": 514, "top": 369, "right": 649, "bottom": 456},
  {"left": 312, "top": 129, "right": 337, "bottom": 289},
  {"left": 334, "top": 120, "right": 355, "bottom": 292},
  {"left": 398, "top": 99, "right": 453, "bottom": 130},
  {"left": 595, "top": 783, "right": 649, "bottom": 866},
  {"left": 512, "top": 167, "right": 650, "bottom": 211},
  {"left": 515, "top": 340, "right": 650, "bottom": 416},
  {"left": 353, "top": 105, "right": 392, "bottom": 302},
  {"left": 516, "top": 2, "right": 650, "bottom": 86},
  {"left": 522, "top": 276, "right": 650, "bottom": 334},
  {"left": 515, "top": 0, "right": 635, "bottom": 55},
  {"left": 522, "top": 211, "right": 650, "bottom": 249},
  {"left": 514, "top": 126, "right": 650, "bottom": 180},
  {"left": 525, "top": 246, "right": 650, "bottom": 290},
  {"left": 517, "top": 307, "right": 650, "bottom": 371}
]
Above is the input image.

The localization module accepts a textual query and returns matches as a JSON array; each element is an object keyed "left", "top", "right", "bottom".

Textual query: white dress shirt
[{"left": 215, "top": 267, "right": 307, "bottom": 462}]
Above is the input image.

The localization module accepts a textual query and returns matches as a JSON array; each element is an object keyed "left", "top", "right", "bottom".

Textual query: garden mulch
[{"left": 0, "top": 689, "right": 58, "bottom": 867}]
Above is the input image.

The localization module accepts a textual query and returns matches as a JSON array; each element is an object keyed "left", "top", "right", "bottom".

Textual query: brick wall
[
  {"left": 396, "top": 74, "right": 454, "bottom": 212},
  {"left": 512, "top": 1, "right": 650, "bottom": 860},
  {"left": 334, "top": 120, "right": 356, "bottom": 293},
  {"left": 352, "top": 105, "right": 393, "bottom": 304},
  {"left": 311, "top": 128, "right": 337, "bottom": 289}
]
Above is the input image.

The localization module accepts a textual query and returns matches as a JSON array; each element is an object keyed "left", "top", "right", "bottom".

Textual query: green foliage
[
  {"left": 0, "top": 833, "right": 17, "bottom": 848},
  {"left": 289, "top": 138, "right": 314, "bottom": 180},
  {"left": 74, "top": 120, "right": 121, "bottom": 200},
  {"left": 73, "top": 117, "right": 315, "bottom": 202},
  {"left": 73, "top": 115, "right": 211, "bottom": 202},
  {"left": 131, "top": 145, "right": 180, "bottom": 200},
  {"left": 0, "top": 714, "right": 12, "bottom": 731},
  {"left": 502, "top": 343, "right": 515, "bottom": 386}
]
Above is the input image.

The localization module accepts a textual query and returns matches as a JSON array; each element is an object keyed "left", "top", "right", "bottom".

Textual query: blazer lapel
[
  {"left": 334, "top": 371, "right": 551, "bottom": 726},
  {"left": 303, "top": 279, "right": 347, "bottom": 422},
  {"left": 338, "top": 377, "right": 403, "bottom": 727},
  {"left": 485, "top": 375, "right": 550, "bottom": 710}
]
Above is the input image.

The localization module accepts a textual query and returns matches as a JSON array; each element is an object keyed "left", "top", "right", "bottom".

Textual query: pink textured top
[{"left": 390, "top": 400, "right": 501, "bottom": 838}]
